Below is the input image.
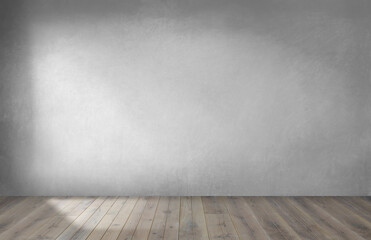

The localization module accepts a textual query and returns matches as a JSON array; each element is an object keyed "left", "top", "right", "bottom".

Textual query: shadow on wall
[
  {"left": 0, "top": 1, "right": 34, "bottom": 194},
  {"left": 0, "top": 0, "right": 370, "bottom": 196}
]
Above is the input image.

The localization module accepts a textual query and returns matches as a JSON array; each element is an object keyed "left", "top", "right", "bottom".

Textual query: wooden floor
[{"left": 0, "top": 197, "right": 370, "bottom": 240}]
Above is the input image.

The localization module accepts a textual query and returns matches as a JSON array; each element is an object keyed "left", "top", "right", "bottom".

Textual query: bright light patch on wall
[
  {"left": 29, "top": 21, "right": 161, "bottom": 185},
  {"left": 27, "top": 15, "right": 347, "bottom": 194}
]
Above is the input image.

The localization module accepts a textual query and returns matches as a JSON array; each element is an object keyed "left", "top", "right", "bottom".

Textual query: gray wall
[{"left": 0, "top": 0, "right": 370, "bottom": 196}]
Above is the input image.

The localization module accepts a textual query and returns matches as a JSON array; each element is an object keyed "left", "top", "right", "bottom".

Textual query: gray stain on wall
[{"left": 0, "top": 0, "right": 370, "bottom": 196}]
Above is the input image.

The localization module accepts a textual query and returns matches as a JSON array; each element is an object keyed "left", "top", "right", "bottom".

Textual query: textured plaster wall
[{"left": 0, "top": 0, "right": 370, "bottom": 196}]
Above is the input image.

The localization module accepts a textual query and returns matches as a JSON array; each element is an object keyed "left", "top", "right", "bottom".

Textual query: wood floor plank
[
  {"left": 349, "top": 197, "right": 371, "bottom": 213},
  {"left": 0, "top": 197, "right": 7, "bottom": 209},
  {"left": 179, "top": 196, "right": 193, "bottom": 240},
  {"left": 116, "top": 197, "right": 148, "bottom": 240},
  {"left": 0, "top": 197, "right": 72, "bottom": 240},
  {"left": 244, "top": 197, "right": 301, "bottom": 240},
  {"left": 223, "top": 196, "right": 269, "bottom": 240},
  {"left": 289, "top": 197, "right": 365, "bottom": 240},
  {"left": 28, "top": 197, "right": 95, "bottom": 240},
  {"left": 0, "top": 198, "right": 5, "bottom": 208},
  {"left": 56, "top": 197, "right": 106, "bottom": 240},
  {"left": 163, "top": 197, "right": 180, "bottom": 240},
  {"left": 358, "top": 197, "right": 371, "bottom": 209},
  {"left": 132, "top": 196, "right": 160, "bottom": 240},
  {"left": 267, "top": 197, "right": 333, "bottom": 240},
  {"left": 361, "top": 197, "right": 371, "bottom": 204},
  {"left": 0, "top": 197, "right": 47, "bottom": 233},
  {"left": 202, "top": 196, "right": 227, "bottom": 214},
  {"left": 148, "top": 197, "right": 170, "bottom": 240},
  {"left": 192, "top": 196, "right": 209, "bottom": 240},
  {"left": 101, "top": 197, "right": 138, "bottom": 240},
  {"left": 0, "top": 196, "right": 369, "bottom": 240},
  {"left": 0, "top": 197, "right": 25, "bottom": 215},
  {"left": 311, "top": 197, "right": 371, "bottom": 239},
  {"left": 86, "top": 197, "right": 128, "bottom": 240},
  {"left": 332, "top": 197, "right": 371, "bottom": 223},
  {"left": 70, "top": 197, "right": 117, "bottom": 240},
  {"left": 205, "top": 213, "right": 239, "bottom": 240}
]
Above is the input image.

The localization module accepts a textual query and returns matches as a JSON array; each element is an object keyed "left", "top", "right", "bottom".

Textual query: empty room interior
[{"left": 0, "top": 0, "right": 370, "bottom": 239}]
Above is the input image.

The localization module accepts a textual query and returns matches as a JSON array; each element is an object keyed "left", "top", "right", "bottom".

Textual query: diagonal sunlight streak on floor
[
  {"left": 0, "top": 197, "right": 165, "bottom": 240},
  {"left": 0, "top": 197, "right": 130, "bottom": 240}
]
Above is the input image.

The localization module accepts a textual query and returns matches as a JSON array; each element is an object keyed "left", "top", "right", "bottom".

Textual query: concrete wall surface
[{"left": 0, "top": 0, "right": 370, "bottom": 196}]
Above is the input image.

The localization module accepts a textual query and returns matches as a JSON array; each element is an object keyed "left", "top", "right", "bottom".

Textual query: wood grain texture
[
  {"left": 179, "top": 196, "right": 193, "bottom": 240},
  {"left": 132, "top": 196, "right": 159, "bottom": 240},
  {"left": 202, "top": 196, "right": 227, "bottom": 214},
  {"left": 87, "top": 197, "right": 128, "bottom": 240},
  {"left": 0, "top": 197, "right": 72, "bottom": 240},
  {"left": 332, "top": 197, "right": 371, "bottom": 223},
  {"left": 0, "top": 197, "right": 25, "bottom": 215},
  {"left": 28, "top": 197, "right": 95, "bottom": 240},
  {"left": 244, "top": 197, "right": 301, "bottom": 240},
  {"left": 192, "top": 197, "right": 209, "bottom": 240},
  {"left": 267, "top": 197, "right": 333, "bottom": 240},
  {"left": 289, "top": 197, "right": 365, "bottom": 240},
  {"left": 0, "top": 197, "right": 46, "bottom": 233},
  {"left": 223, "top": 196, "right": 269, "bottom": 240},
  {"left": 205, "top": 213, "right": 239, "bottom": 240},
  {"left": 70, "top": 197, "right": 117, "bottom": 240},
  {"left": 0, "top": 196, "right": 369, "bottom": 240},
  {"left": 101, "top": 197, "right": 138, "bottom": 240},
  {"left": 148, "top": 197, "right": 170, "bottom": 240},
  {"left": 163, "top": 197, "right": 180, "bottom": 240},
  {"left": 310, "top": 197, "right": 371, "bottom": 239},
  {"left": 56, "top": 197, "right": 106, "bottom": 240},
  {"left": 116, "top": 197, "right": 147, "bottom": 240}
]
